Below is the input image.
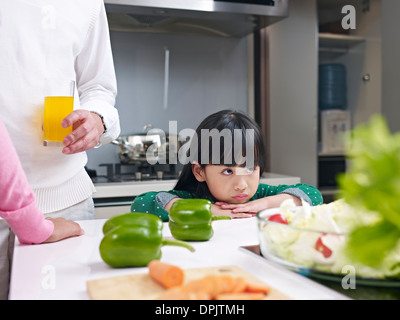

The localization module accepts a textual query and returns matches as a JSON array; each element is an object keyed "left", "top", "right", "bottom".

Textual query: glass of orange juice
[{"left": 43, "top": 79, "right": 75, "bottom": 147}]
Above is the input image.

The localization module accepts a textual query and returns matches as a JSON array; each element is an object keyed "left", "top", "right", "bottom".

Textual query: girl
[{"left": 131, "top": 110, "right": 323, "bottom": 221}]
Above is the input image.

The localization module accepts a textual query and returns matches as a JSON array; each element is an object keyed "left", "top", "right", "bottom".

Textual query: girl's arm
[
  {"left": 275, "top": 183, "right": 323, "bottom": 206},
  {"left": 131, "top": 192, "right": 170, "bottom": 222},
  {"left": 217, "top": 193, "right": 301, "bottom": 215},
  {"left": 216, "top": 183, "right": 323, "bottom": 215},
  {"left": 131, "top": 191, "right": 191, "bottom": 222}
]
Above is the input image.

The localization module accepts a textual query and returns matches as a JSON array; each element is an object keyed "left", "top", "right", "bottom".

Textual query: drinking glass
[{"left": 43, "top": 79, "right": 75, "bottom": 147}]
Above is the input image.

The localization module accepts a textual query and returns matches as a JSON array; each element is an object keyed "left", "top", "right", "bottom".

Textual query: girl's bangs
[{"left": 200, "top": 128, "right": 264, "bottom": 170}]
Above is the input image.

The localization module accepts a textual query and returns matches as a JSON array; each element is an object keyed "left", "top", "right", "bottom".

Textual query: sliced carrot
[
  {"left": 148, "top": 260, "right": 184, "bottom": 289},
  {"left": 204, "top": 275, "right": 222, "bottom": 297},
  {"left": 184, "top": 276, "right": 216, "bottom": 297},
  {"left": 154, "top": 271, "right": 270, "bottom": 300},
  {"left": 157, "top": 286, "right": 211, "bottom": 300},
  {"left": 216, "top": 275, "right": 235, "bottom": 294},
  {"left": 231, "top": 277, "right": 247, "bottom": 293},
  {"left": 215, "top": 292, "right": 266, "bottom": 300},
  {"left": 245, "top": 282, "right": 270, "bottom": 294}
]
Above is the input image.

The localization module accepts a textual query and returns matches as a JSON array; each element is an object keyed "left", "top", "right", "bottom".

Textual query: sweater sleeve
[
  {"left": 75, "top": 0, "right": 120, "bottom": 145},
  {"left": 131, "top": 192, "right": 170, "bottom": 222},
  {"left": 253, "top": 183, "right": 323, "bottom": 206},
  {"left": 0, "top": 120, "right": 54, "bottom": 244},
  {"left": 131, "top": 190, "right": 196, "bottom": 222}
]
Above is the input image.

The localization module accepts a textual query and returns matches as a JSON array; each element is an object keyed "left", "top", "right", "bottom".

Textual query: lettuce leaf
[{"left": 337, "top": 115, "right": 400, "bottom": 266}]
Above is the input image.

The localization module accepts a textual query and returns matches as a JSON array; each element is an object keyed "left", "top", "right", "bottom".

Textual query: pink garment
[{"left": 0, "top": 120, "right": 53, "bottom": 244}]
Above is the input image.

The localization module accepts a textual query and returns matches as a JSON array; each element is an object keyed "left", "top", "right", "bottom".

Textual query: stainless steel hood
[{"left": 104, "top": 0, "right": 289, "bottom": 37}]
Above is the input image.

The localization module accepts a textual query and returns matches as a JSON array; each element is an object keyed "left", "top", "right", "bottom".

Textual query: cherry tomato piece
[
  {"left": 315, "top": 236, "right": 333, "bottom": 258},
  {"left": 268, "top": 213, "right": 288, "bottom": 224}
]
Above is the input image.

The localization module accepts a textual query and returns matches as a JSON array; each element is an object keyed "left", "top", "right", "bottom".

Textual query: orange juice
[{"left": 43, "top": 96, "right": 73, "bottom": 146}]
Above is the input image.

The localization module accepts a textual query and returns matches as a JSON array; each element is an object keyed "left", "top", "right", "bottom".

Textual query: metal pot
[{"left": 112, "top": 124, "right": 181, "bottom": 165}]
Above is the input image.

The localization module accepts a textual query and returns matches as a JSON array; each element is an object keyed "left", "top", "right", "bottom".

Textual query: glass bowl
[{"left": 256, "top": 206, "right": 346, "bottom": 276}]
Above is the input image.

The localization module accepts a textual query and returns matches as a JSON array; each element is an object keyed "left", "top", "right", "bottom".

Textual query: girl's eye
[
  {"left": 222, "top": 168, "right": 233, "bottom": 175},
  {"left": 247, "top": 167, "right": 255, "bottom": 174}
]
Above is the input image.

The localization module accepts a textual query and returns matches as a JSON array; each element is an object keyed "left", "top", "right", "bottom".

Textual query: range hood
[{"left": 104, "top": 0, "right": 289, "bottom": 37}]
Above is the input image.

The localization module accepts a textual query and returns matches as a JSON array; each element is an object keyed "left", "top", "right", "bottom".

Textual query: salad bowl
[{"left": 256, "top": 199, "right": 400, "bottom": 286}]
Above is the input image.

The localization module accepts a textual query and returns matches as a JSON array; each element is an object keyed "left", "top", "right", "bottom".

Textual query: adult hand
[
  {"left": 42, "top": 217, "right": 84, "bottom": 243},
  {"left": 61, "top": 110, "right": 104, "bottom": 154}
]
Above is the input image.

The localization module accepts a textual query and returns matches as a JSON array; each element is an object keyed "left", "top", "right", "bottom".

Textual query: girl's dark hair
[{"left": 174, "top": 109, "right": 266, "bottom": 199}]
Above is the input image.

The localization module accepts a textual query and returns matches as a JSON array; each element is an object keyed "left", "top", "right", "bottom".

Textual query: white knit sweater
[{"left": 0, "top": 0, "right": 120, "bottom": 213}]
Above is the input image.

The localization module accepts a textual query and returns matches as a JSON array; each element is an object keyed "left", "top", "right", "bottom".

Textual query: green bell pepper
[
  {"left": 99, "top": 213, "right": 195, "bottom": 268},
  {"left": 169, "top": 199, "right": 231, "bottom": 241}
]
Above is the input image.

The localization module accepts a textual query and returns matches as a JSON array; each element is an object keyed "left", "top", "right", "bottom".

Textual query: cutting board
[{"left": 87, "top": 265, "right": 290, "bottom": 300}]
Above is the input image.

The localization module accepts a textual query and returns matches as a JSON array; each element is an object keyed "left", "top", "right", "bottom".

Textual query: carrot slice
[
  {"left": 184, "top": 276, "right": 216, "bottom": 297},
  {"left": 215, "top": 292, "right": 266, "bottom": 300},
  {"left": 153, "top": 270, "right": 270, "bottom": 300},
  {"left": 217, "top": 275, "right": 235, "bottom": 294},
  {"left": 148, "top": 260, "right": 184, "bottom": 289},
  {"left": 231, "top": 277, "right": 247, "bottom": 293},
  {"left": 245, "top": 282, "right": 270, "bottom": 294},
  {"left": 157, "top": 286, "right": 211, "bottom": 300}
]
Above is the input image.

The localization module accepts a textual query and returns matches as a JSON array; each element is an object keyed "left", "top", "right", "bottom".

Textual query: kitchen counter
[
  {"left": 92, "top": 172, "right": 300, "bottom": 199},
  {"left": 9, "top": 217, "right": 348, "bottom": 300}
]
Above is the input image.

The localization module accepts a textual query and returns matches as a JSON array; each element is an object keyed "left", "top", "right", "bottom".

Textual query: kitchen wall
[{"left": 86, "top": 31, "right": 249, "bottom": 174}]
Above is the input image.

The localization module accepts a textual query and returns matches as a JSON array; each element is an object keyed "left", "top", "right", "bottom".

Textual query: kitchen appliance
[
  {"left": 104, "top": 0, "right": 289, "bottom": 37},
  {"left": 90, "top": 161, "right": 181, "bottom": 183},
  {"left": 320, "top": 109, "right": 351, "bottom": 155}
]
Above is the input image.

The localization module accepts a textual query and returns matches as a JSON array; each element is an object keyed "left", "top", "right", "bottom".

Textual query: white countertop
[
  {"left": 92, "top": 172, "right": 301, "bottom": 198},
  {"left": 9, "top": 217, "right": 348, "bottom": 300}
]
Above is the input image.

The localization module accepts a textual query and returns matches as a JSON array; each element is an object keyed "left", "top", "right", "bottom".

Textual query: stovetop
[{"left": 87, "top": 162, "right": 181, "bottom": 183}]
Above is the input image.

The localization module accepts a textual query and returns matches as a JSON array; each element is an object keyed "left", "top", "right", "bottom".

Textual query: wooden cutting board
[{"left": 87, "top": 265, "right": 290, "bottom": 300}]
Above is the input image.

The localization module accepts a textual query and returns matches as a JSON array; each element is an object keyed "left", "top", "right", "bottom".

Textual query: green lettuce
[{"left": 337, "top": 115, "right": 400, "bottom": 267}]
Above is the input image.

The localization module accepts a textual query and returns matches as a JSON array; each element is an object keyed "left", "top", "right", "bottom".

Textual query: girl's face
[{"left": 192, "top": 164, "right": 260, "bottom": 203}]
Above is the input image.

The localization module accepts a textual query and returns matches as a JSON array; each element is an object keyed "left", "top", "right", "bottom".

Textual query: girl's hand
[
  {"left": 212, "top": 204, "right": 253, "bottom": 219},
  {"left": 215, "top": 198, "right": 268, "bottom": 215},
  {"left": 216, "top": 194, "right": 302, "bottom": 215}
]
